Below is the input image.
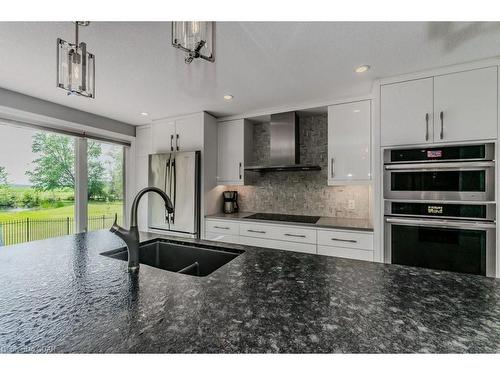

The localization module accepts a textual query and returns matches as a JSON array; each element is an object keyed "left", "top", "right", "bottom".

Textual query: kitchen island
[{"left": 0, "top": 230, "right": 499, "bottom": 353}]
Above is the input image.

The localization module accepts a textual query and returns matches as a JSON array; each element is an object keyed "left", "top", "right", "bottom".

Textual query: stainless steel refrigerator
[{"left": 148, "top": 151, "right": 201, "bottom": 238}]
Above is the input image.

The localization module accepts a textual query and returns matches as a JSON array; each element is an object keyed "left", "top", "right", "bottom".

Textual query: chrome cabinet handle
[
  {"left": 440, "top": 111, "right": 444, "bottom": 140},
  {"left": 214, "top": 226, "right": 230, "bottom": 230},
  {"left": 425, "top": 113, "right": 429, "bottom": 141},
  {"left": 170, "top": 134, "right": 174, "bottom": 151},
  {"left": 176, "top": 134, "right": 179, "bottom": 151},
  {"left": 284, "top": 234, "right": 306, "bottom": 238},
  {"left": 330, "top": 237, "right": 357, "bottom": 243},
  {"left": 247, "top": 229, "right": 266, "bottom": 234},
  {"left": 239, "top": 162, "right": 242, "bottom": 180},
  {"left": 330, "top": 158, "right": 335, "bottom": 178}
]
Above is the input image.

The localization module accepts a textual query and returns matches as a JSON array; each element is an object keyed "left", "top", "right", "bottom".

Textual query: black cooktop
[{"left": 245, "top": 213, "right": 321, "bottom": 224}]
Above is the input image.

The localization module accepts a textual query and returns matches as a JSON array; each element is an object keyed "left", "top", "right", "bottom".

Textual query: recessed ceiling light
[
  {"left": 355, "top": 65, "right": 370, "bottom": 73},
  {"left": 140, "top": 112, "right": 149, "bottom": 116},
  {"left": 223, "top": 94, "right": 234, "bottom": 100}
]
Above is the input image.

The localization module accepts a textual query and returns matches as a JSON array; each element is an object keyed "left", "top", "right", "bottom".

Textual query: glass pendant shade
[
  {"left": 57, "top": 30, "right": 95, "bottom": 98},
  {"left": 172, "top": 21, "right": 215, "bottom": 64}
]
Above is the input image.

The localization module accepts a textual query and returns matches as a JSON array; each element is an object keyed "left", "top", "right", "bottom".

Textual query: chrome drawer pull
[
  {"left": 247, "top": 229, "right": 266, "bottom": 234},
  {"left": 284, "top": 233, "right": 306, "bottom": 238},
  {"left": 331, "top": 237, "right": 357, "bottom": 243},
  {"left": 214, "top": 226, "right": 230, "bottom": 230}
]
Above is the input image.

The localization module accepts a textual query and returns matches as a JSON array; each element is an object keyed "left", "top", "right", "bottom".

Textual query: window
[
  {"left": 86, "top": 140, "right": 125, "bottom": 232},
  {"left": 0, "top": 122, "right": 126, "bottom": 246},
  {"left": 0, "top": 124, "right": 76, "bottom": 245}
]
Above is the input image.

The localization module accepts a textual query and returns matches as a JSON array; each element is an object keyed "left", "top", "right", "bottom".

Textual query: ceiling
[{"left": 1, "top": 21, "right": 500, "bottom": 126}]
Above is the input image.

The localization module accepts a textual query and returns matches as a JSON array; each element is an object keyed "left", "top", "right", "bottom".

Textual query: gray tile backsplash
[{"left": 225, "top": 114, "right": 371, "bottom": 219}]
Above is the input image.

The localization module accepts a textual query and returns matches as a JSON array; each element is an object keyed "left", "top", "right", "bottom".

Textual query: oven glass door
[
  {"left": 386, "top": 218, "right": 495, "bottom": 276},
  {"left": 392, "top": 170, "right": 485, "bottom": 191},
  {"left": 384, "top": 162, "right": 494, "bottom": 200}
]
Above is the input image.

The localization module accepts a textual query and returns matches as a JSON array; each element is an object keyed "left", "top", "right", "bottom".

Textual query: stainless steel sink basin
[{"left": 101, "top": 240, "right": 243, "bottom": 277}]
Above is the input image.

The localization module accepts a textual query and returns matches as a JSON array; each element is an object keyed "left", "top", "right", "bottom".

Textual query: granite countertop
[
  {"left": 1, "top": 230, "right": 500, "bottom": 353},
  {"left": 205, "top": 212, "right": 373, "bottom": 232}
]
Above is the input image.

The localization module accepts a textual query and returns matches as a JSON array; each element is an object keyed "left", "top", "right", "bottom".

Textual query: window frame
[{"left": 0, "top": 115, "right": 132, "bottom": 236}]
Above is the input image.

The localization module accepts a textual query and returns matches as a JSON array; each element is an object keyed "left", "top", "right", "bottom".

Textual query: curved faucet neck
[{"left": 130, "top": 187, "right": 174, "bottom": 227}]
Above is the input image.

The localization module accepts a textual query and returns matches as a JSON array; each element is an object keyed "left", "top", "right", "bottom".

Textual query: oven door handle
[
  {"left": 384, "top": 161, "right": 495, "bottom": 171},
  {"left": 385, "top": 217, "right": 496, "bottom": 229}
]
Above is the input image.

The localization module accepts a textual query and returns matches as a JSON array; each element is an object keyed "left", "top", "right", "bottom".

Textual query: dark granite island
[{"left": 1, "top": 230, "right": 500, "bottom": 353}]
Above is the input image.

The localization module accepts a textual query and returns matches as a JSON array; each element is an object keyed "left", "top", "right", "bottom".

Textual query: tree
[
  {"left": 0, "top": 166, "right": 7, "bottom": 185},
  {"left": 0, "top": 166, "right": 14, "bottom": 208},
  {"left": 26, "top": 133, "right": 106, "bottom": 199},
  {"left": 27, "top": 133, "right": 75, "bottom": 190},
  {"left": 107, "top": 147, "right": 123, "bottom": 201},
  {"left": 87, "top": 141, "right": 106, "bottom": 199}
]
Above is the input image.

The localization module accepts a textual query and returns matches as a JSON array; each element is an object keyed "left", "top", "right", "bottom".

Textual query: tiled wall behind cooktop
[{"left": 225, "top": 114, "right": 372, "bottom": 219}]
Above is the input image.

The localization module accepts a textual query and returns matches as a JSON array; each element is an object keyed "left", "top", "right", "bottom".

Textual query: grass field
[
  {"left": 0, "top": 201, "right": 124, "bottom": 245},
  {"left": 0, "top": 201, "right": 123, "bottom": 221},
  {"left": 0, "top": 186, "right": 124, "bottom": 245}
]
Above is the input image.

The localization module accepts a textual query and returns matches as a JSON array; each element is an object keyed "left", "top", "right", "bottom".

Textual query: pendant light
[
  {"left": 57, "top": 21, "right": 95, "bottom": 98},
  {"left": 172, "top": 22, "right": 215, "bottom": 64}
]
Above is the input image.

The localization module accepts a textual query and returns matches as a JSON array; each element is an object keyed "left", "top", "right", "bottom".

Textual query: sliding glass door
[
  {"left": 0, "top": 124, "right": 76, "bottom": 245},
  {"left": 0, "top": 122, "right": 126, "bottom": 246},
  {"left": 86, "top": 140, "right": 125, "bottom": 232}
]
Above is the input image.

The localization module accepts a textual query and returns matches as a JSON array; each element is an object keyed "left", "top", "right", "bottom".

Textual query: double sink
[{"left": 101, "top": 239, "right": 244, "bottom": 277}]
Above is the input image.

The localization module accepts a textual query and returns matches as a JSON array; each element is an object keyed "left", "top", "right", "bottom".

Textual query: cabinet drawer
[
  {"left": 317, "top": 229, "right": 373, "bottom": 250},
  {"left": 239, "top": 236, "right": 316, "bottom": 255},
  {"left": 205, "top": 220, "right": 239, "bottom": 235},
  {"left": 240, "top": 223, "right": 316, "bottom": 244},
  {"left": 318, "top": 245, "right": 373, "bottom": 261},
  {"left": 204, "top": 232, "right": 242, "bottom": 245}
]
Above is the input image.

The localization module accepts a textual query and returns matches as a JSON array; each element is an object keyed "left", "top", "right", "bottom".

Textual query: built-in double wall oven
[{"left": 384, "top": 143, "right": 496, "bottom": 277}]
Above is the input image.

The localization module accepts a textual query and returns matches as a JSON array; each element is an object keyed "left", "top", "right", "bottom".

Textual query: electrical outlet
[{"left": 348, "top": 200, "right": 355, "bottom": 210}]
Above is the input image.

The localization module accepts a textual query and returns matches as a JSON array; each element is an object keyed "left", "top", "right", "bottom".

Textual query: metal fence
[{"left": 0, "top": 215, "right": 122, "bottom": 246}]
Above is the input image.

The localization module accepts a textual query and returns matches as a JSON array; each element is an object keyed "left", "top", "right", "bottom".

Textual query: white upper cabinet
[
  {"left": 135, "top": 126, "right": 152, "bottom": 157},
  {"left": 328, "top": 100, "right": 371, "bottom": 184},
  {"left": 174, "top": 114, "right": 204, "bottom": 151},
  {"left": 381, "top": 77, "right": 434, "bottom": 147},
  {"left": 151, "top": 119, "right": 176, "bottom": 153},
  {"left": 381, "top": 66, "right": 498, "bottom": 146},
  {"left": 434, "top": 67, "right": 498, "bottom": 143},
  {"left": 217, "top": 119, "right": 252, "bottom": 185},
  {"left": 151, "top": 113, "right": 204, "bottom": 154}
]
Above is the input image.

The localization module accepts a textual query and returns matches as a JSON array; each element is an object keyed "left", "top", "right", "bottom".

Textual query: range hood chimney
[{"left": 245, "top": 112, "right": 322, "bottom": 173}]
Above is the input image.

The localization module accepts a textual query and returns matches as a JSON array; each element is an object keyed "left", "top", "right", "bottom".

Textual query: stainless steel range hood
[{"left": 244, "top": 112, "right": 321, "bottom": 173}]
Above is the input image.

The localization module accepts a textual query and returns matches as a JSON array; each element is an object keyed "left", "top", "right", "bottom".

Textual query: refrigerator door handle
[
  {"left": 171, "top": 157, "right": 176, "bottom": 224},
  {"left": 165, "top": 157, "right": 171, "bottom": 227}
]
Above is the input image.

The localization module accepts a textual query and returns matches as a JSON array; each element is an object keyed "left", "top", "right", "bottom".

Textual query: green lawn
[{"left": 0, "top": 201, "right": 123, "bottom": 221}]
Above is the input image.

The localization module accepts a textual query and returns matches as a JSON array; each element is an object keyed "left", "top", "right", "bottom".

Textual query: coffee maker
[{"left": 223, "top": 191, "right": 239, "bottom": 214}]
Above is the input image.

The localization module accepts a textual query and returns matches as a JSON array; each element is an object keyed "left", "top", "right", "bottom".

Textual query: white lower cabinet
[
  {"left": 238, "top": 236, "right": 316, "bottom": 254},
  {"left": 205, "top": 220, "right": 239, "bottom": 235},
  {"left": 239, "top": 222, "right": 317, "bottom": 244},
  {"left": 317, "top": 229, "right": 373, "bottom": 250},
  {"left": 317, "top": 246, "right": 373, "bottom": 262},
  {"left": 317, "top": 228, "right": 373, "bottom": 261},
  {"left": 205, "top": 232, "right": 242, "bottom": 245},
  {"left": 204, "top": 218, "right": 374, "bottom": 261}
]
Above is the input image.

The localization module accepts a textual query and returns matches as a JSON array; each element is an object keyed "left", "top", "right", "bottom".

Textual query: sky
[
  {"left": 0, "top": 123, "right": 121, "bottom": 186},
  {"left": 0, "top": 124, "right": 36, "bottom": 185}
]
